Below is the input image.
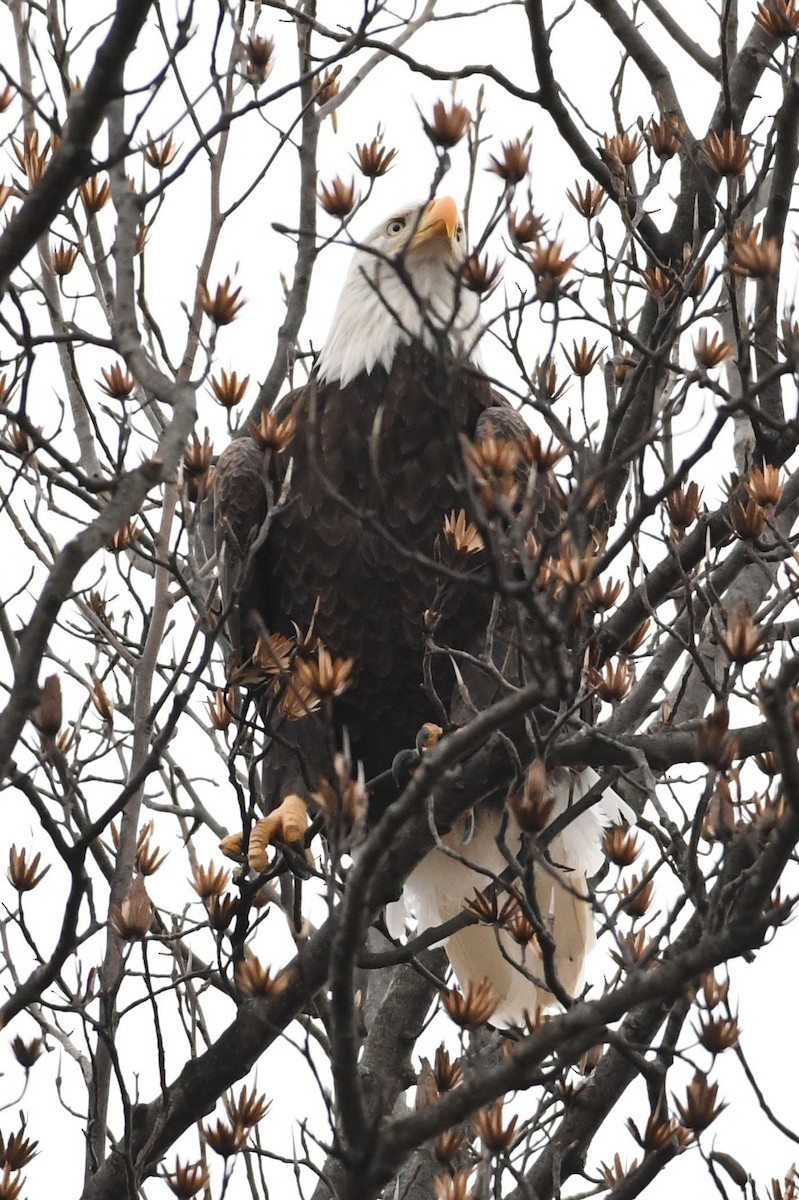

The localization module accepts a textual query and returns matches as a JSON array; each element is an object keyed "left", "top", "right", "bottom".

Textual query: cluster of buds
[
  {"left": 566, "top": 178, "right": 606, "bottom": 220},
  {"left": 771, "top": 1171, "right": 799, "bottom": 1200},
  {"left": 0, "top": 1129, "right": 36, "bottom": 1199},
  {"left": 610, "top": 929, "right": 653, "bottom": 971},
  {"left": 619, "top": 866, "right": 654, "bottom": 918},
  {"left": 673, "top": 1071, "right": 726, "bottom": 1131},
  {"left": 248, "top": 408, "right": 296, "bottom": 451},
  {"left": 587, "top": 658, "right": 635, "bottom": 702},
  {"left": 441, "top": 508, "right": 483, "bottom": 562},
  {"left": 162, "top": 1158, "right": 209, "bottom": 1198},
  {"left": 434, "top": 1169, "right": 476, "bottom": 1200},
  {"left": 730, "top": 497, "right": 766, "bottom": 540},
  {"left": 98, "top": 362, "right": 135, "bottom": 399},
  {"left": 529, "top": 369, "right": 567, "bottom": 416},
  {"left": 694, "top": 704, "right": 738, "bottom": 770},
  {"left": 582, "top": 575, "right": 623, "bottom": 611},
  {"left": 245, "top": 34, "right": 275, "bottom": 85},
  {"left": 210, "top": 368, "right": 249, "bottom": 409},
  {"left": 314, "top": 67, "right": 340, "bottom": 129},
  {"left": 431, "top": 1127, "right": 467, "bottom": 1166},
  {"left": 522, "top": 430, "right": 568, "bottom": 471},
  {"left": 508, "top": 207, "right": 546, "bottom": 246},
  {"left": 8, "top": 846, "right": 50, "bottom": 892},
  {"left": 252, "top": 630, "right": 296, "bottom": 676},
  {"left": 598, "top": 1154, "right": 639, "bottom": 1188},
  {"left": 182, "top": 431, "right": 214, "bottom": 502},
  {"left": 620, "top": 618, "right": 650, "bottom": 655},
  {"left": 471, "top": 1098, "right": 517, "bottom": 1155},
  {"left": 728, "top": 225, "right": 779, "bottom": 277},
  {"left": 30, "top": 674, "right": 62, "bottom": 743},
  {"left": 564, "top": 337, "right": 602, "bottom": 378},
  {"left": 626, "top": 1112, "right": 692, "bottom": 1152},
  {"left": 50, "top": 240, "right": 79, "bottom": 277},
  {"left": 603, "top": 824, "right": 642, "bottom": 867},
  {"left": 293, "top": 644, "right": 354, "bottom": 700},
  {"left": 143, "top": 131, "right": 179, "bottom": 170},
  {"left": 80, "top": 175, "right": 110, "bottom": 213},
  {"left": 526, "top": 238, "right": 578, "bottom": 303},
  {"left": 10, "top": 1038, "right": 44, "bottom": 1072},
  {"left": 353, "top": 135, "right": 397, "bottom": 178},
  {"left": 235, "top": 951, "right": 289, "bottom": 997},
  {"left": 703, "top": 776, "right": 736, "bottom": 842},
  {"left": 226, "top": 1084, "right": 270, "bottom": 1130},
  {"left": 541, "top": 535, "right": 598, "bottom": 598},
  {"left": 747, "top": 463, "right": 783, "bottom": 508},
  {"left": 107, "top": 520, "right": 140, "bottom": 554},
  {"left": 487, "top": 137, "right": 531, "bottom": 185},
  {"left": 695, "top": 1008, "right": 740, "bottom": 1054},
  {"left": 699, "top": 970, "right": 730, "bottom": 1009},
  {"left": 677, "top": 244, "right": 708, "bottom": 296},
  {"left": 464, "top": 428, "right": 521, "bottom": 513},
  {"left": 312, "top": 743, "right": 368, "bottom": 830},
  {"left": 646, "top": 114, "right": 683, "bottom": 159},
  {"left": 247, "top": 627, "right": 350, "bottom": 721},
  {"left": 666, "top": 480, "right": 702, "bottom": 538},
  {"left": 318, "top": 176, "right": 357, "bottom": 218},
  {"left": 601, "top": 130, "right": 644, "bottom": 170},
  {"left": 507, "top": 758, "right": 554, "bottom": 833},
  {"left": 755, "top": 0, "right": 799, "bottom": 35},
  {"left": 200, "top": 276, "right": 245, "bottom": 325},
  {"left": 12, "top": 129, "right": 53, "bottom": 186},
  {"left": 693, "top": 328, "right": 733, "bottom": 370},
  {"left": 702, "top": 129, "right": 751, "bottom": 176},
  {"left": 277, "top": 676, "right": 320, "bottom": 719},
  {"left": 2, "top": 418, "right": 39, "bottom": 465},
  {"left": 462, "top": 250, "right": 502, "bottom": 295},
  {"left": 423, "top": 98, "right": 471, "bottom": 149},
  {"left": 207, "top": 685, "right": 236, "bottom": 731},
  {"left": 729, "top": 463, "right": 782, "bottom": 540},
  {"left": 441, "top": 977, "right": 499, "bottom": 1028},
  {"left": 191, "top": 861, "right": 230, "bottom": 901},
  {"left": 203, "top": 1118, "right": 245, "bottom": 1159},
  {"left": 501, "top": 900, "right": 537, "bottom": 946},
  {"left": 416, "top": 1046, "right": 464, "bottom": 1124},
  {"left": 126, "top": 820, "right": 166, "bottom": 875},
  {"left": 88, "top": 676, "right": 114, "bottom": 726},
  {"left": 720, "top": 599, "right": 762, "bottom": 663},
  {"left": 110, "top": 874, "right": 153, "bottom": 941}
]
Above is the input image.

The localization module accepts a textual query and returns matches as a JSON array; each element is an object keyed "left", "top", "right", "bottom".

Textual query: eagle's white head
[{"left": 316, "top": 196, "right": 483, "bottom": 387}]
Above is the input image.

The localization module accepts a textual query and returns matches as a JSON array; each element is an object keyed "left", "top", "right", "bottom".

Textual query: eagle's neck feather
[{"left": 316, "top": 251, "right": 483, "bottom": 388}]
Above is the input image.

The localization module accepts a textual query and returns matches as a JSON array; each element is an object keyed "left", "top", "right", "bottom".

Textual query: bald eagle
[{"left": 214, "top": 196, "right": 630, "bottom": 1025}]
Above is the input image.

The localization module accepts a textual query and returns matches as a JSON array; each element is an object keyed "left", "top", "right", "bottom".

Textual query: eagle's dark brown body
[{"left": 219, "top": 343, "right": 510, "bottom": 795}]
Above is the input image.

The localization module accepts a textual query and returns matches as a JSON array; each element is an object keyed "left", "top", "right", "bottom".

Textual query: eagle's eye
[
  {"left": 386, "top": 217, "right": 406, "bottom": 236},
  {"left": 455, "top": 225, "right": 464, "bottom": 243}
]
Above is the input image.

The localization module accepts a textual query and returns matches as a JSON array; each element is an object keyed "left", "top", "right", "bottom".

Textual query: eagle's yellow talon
[
  {"left": 219, "top": 831, "right": 244, "bottom": 861},
  {"left": 247, "top": 795, "right": 310, "bottom": 873}
]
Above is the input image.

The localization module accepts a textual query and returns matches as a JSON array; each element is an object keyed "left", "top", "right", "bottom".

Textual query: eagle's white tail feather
[{"left": 393, "top": 769, "right": 632, "bottom": 1027}]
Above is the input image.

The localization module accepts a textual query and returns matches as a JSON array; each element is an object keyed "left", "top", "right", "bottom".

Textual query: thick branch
[{"left": 0, "top": 0, "right": 154, "bottom": 292}]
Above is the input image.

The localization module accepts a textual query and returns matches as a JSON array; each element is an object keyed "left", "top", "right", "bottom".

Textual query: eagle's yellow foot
[
  {"left": 218, "top": 795, "right": 313, "bottom": 874},
  {"left": 248, "top": 794, "right": 311, "bottom": 873},
  {"left": 415, "top": 722, "right": 443, "bottom": 754},
  {"left": 219, "top": 831, "right": 245, "bottom": 862}
]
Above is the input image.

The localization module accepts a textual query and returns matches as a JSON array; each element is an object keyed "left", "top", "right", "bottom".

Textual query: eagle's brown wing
[{"left": 213, "top": 386, "right": 304, "bottom": 651}]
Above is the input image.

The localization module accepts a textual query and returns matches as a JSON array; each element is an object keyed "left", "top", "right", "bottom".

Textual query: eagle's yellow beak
[{"left": 409, "top": 195, "right": 459, "bottom": 248}]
